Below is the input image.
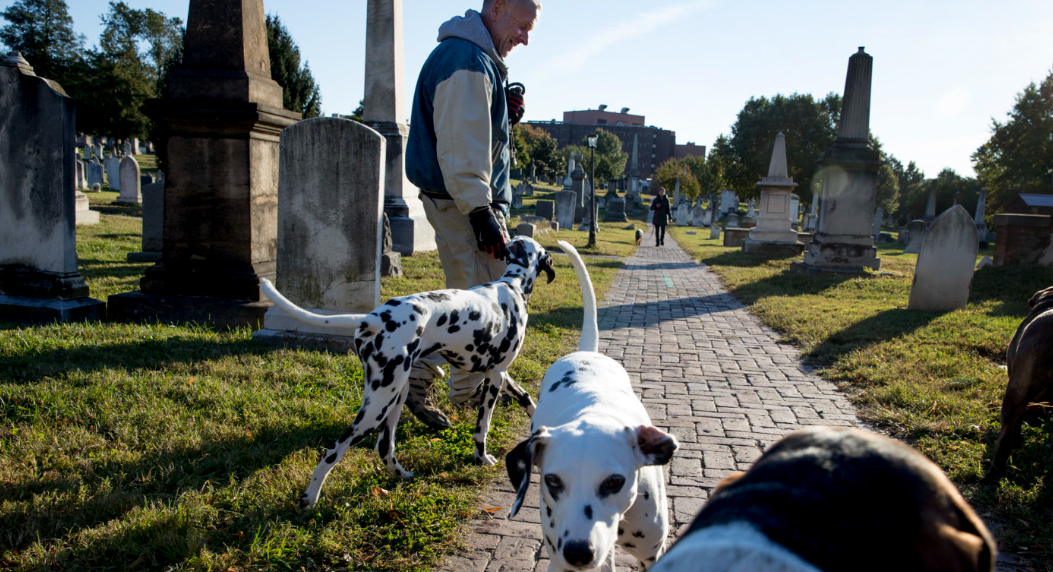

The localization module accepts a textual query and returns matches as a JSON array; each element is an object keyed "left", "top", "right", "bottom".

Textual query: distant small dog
[
  {"left": 635, "top": 228, "right": 643, "bottom": 246},
  {"left": 994, "top": 285, "right": 1053, "bottom": 470},
  {"left": 650, "top": 427, "right": 996, "bottom": 572},
  {"left": 263, "top": 236, "right": 555, "bottom": 508},
  {"left": 507, "top": 240, "right": 678, "bottom": 571}
]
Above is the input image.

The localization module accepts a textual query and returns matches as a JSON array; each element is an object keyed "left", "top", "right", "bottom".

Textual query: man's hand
[
  {"left": 506, "top": 82, "right": 525, "bottom": 126},
  {"left": 468, "top": 206, "right": 508, "bottom": 260}
]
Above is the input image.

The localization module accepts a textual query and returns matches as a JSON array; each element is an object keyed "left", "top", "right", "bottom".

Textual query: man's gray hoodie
[{"left": 406, "top": 10, "right": 512, "bottom": 215}]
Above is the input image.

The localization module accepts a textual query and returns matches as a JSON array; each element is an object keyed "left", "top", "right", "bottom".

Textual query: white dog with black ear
[{"left": 507, "top": 240, "right": 679, "bottom": 571}]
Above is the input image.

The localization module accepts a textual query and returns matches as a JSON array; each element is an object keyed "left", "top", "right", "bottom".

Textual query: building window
[{"left": 597, "top": 119, "right": 607, "bottom": 124}]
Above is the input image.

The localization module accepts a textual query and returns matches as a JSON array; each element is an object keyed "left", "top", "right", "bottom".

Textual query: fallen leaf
[
  {"left": 234, "top": 531, "right": 244, "bottom": 540},
  {"left": 372, "top": 487, "right": 389, "bottom": 497},
  {"left": 482, "top": 507, "right": 503, "bottom": 514},
  {"left": 430, "top": 438, "right": 442, "bottom": 443},
  {"left": 189, "top": 376, "right": 194, "bottom": 385}
]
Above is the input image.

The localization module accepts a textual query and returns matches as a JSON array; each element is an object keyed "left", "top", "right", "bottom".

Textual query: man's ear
[
  {"left": 507, "top": 427, "right": 550, "bottom": 518},
  {"left": 632, "top": 425, "right": 679, "bottom": 467}
]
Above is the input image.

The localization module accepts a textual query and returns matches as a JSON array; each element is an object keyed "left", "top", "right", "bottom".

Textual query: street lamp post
[{"left": 587, "top": 135, "right": 598, "bottom": 247}]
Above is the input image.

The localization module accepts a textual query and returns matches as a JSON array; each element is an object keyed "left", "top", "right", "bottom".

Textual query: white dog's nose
[{"left": 563, "top": 541, "right": 594, "bottom": 566}]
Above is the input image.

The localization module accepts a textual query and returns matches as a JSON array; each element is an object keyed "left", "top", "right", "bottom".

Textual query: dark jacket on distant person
[{"left": 651, "top": 195, "right": 671, "bottom": 226}]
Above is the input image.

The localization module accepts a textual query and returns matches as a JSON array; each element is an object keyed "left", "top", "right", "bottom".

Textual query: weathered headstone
[
  {"left": 381, "top": 213, "right": 403, "bottom": 278},
  {"left": 628, "top": 134, "right": 640, "bottom": 194},
  {"left": 86, "top": 158, "right": 103, "bottom": 188},
  {"left": 744, "top": 133, "right": 804, "bottom": 255},
  {"left": 363, "top": 0, "right": 434, "bottom": 255},
  {"left": 571, "top": 157, "right": 586, "bottom": 223},
  {"left": 104, "top": 153, "right": 121, "bottom": 190},
  {"left": 108, "top": 0, "right": 302, "bottom": 328},
  {"left": 75, "top": 159, "right": 86, "bottom": 190},
  {"left": 117, "top": 155, "right": 142, "bottom": 204},
  {"left": 903, "top": 220, "right": 929, "bottom": 254},
  {"left": 789, "top": 194, "right": 800, "bottom": 225},
  {"left": 0, "top": 52, "right": 104, "bottom": 322},
  {"left": 555, "top": 190, "right": 577, "bottom": 230},
  {"left": 907, "top": 205, "right": 978, "bottom": 311},
  {"left": 128, "top": 182, "right": 164, "bottom": 262},
  {"left": 516, "top": 222, "right": 535, "bottom": 238},
  {"left": 872, "top": 207, "right": 885, "bottom": 237},
  {"left": 511, "top": 185, "right": 523, "bottom": 209},
  {"left": 794, "top": 47, "right": 881, "bottom": 274},
  {"left": 605, "top": 196, "right": 627, "bottom": 222},
  {"left": 727, "top": 213, "right": 740, "bottom": 228},
  {"left": 535, "top": 200, "right": 554, "bottom": 221},
  {"left": 923, "top": 187, "right": 937, "bottom": 222},
  {"left": 710, "top": 224, "right": 721, "bottom": 240},
  {"left": 720, "top": 190, "right": 737, "bottom": 215},
  {"left": 255, "top": 117, "right": 386, "bottom": 349},
  {"left": 74, "top": 190, "right": 100, "bottom": 226}
]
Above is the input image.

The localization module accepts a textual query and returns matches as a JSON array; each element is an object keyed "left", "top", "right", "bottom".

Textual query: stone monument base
[
  {"left": 108, "top": 291, "right": 271, "bottom": 329},
  {"left": 127, "top": 251, "right": 162, "bottom": 263},
  {"left": 742, "top": 239, "right": 804, "bottom": 256},
  {"left": 792, "top": 236, "right": 881, "bottom": 274},
  {"left": 252, "top": 305, "right": 358, "bottom": 352},
  {"left": 0, "top": 295, "right": 105, "bottom": 324}
]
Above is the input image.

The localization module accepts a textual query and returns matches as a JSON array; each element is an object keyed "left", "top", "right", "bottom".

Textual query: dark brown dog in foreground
[
  {"left": 650, "top": 427, "right": 995, "bottom": 572},
  {"left": 993, "top": 285, "right": 1053, "bottom": 470}
]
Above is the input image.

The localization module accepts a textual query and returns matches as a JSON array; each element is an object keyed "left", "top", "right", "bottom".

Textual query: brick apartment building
[{"left": 524, "top": 105, "right": 705, "bottom": 180}]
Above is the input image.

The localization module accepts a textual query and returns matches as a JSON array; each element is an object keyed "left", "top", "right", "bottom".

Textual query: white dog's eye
[
  {"left": 544, "top": 474, "right": 563, "bottom": 488},
  {"left": 599, "top": 475, "right": 625, "bottom": 496}
]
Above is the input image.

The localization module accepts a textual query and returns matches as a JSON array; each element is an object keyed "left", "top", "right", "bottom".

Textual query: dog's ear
[
  {"left": 507, "top": 427, "right": 550, "bottom": 518},
  {"left": 632, "top": 425, "right": 679, "bottom": 466},
  {"left": 923, "top": 522, "right": 996, "bottom": 572},
  {"left": 538, "top": 253, "right": 556, "bottom": 284},
  {"left": 1028, "top": 287, "right": 1053, "bottom": 309},
  {"left": 505, "top": 239, "right": 529, "bottom": 268}
]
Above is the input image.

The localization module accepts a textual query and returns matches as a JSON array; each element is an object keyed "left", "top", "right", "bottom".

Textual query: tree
[
  {"left": 973, "top": 69, "right": 1053, "bottom": 214},
  {"left": 579, "top": 129, "right": 627, "bottom": 183},
  {"left": 725, "top": 92, "right": 842, "bottom": 202},
  {"left": 0, "top": 0, "right": 83, "bottom": 82},
  {"left": 888, "top": 158, "right": 925, "bottom": 222},
  {"left": 655, "top": 158, "right": 700, "bottom": 199},
  {"left": 869, "top": 136, "right": 900, "bottom": 215},
  {"left": 266, "top": 14, "right": 321, "bottom": 118},
  {"left": 515, "top": 124, "right": 560, "bottom": 178}
]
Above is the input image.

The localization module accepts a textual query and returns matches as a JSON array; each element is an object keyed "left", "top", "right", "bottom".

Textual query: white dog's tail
[
  {"left": 557, "top": 240, "right": 598, "bottom": 353},
  {"left": 261, "top": 279, "right": 372, "bottom": 332}
]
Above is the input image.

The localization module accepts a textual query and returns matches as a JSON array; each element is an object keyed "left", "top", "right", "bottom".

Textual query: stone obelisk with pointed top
[
  {"left": 744, "top": 133, "right": 804, "bottom": 254},
  {"left": 108, "top": 0, "right": 302, "bottom": 328},
  {"left": 628, "top": 134, "right": 640, "bottom": 196},
  {"left": 794, "top": 47, "right": 882, "bottom": 274},
  {"left": 364, "top": 0, "right": 435, "bottom": 255}
]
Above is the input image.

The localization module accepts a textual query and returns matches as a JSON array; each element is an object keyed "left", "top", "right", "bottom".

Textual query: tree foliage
[
  {"left": 0, "top": 0, "right": 83, "bottom": 82},
  {"left": 655, "top": 158, "right": 700, "bottom": 200},
  {"left": 266, "top": 14, "right": 321, "bottom": 118},
  {"left": 725, "top": 93, "right": 842, "bottom": 202},
  {"left": 514, "top": 123, "right": 561, "bottom": 178},
  {"left": 973, "top": 69, "right": 1053, "bottom": 213}
]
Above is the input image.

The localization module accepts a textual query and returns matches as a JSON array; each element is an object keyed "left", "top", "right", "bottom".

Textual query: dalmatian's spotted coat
[
  {"left": 262, "top": 237, "right": 555, "bottom": 508},
  {"left": 507, "top": 241, "right": 679, "bottom": 571}
]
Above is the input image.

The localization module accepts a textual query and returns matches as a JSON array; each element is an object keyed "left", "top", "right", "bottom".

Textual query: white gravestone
[
  {"left": 907, "top": 205, "right": 978, "bottom": 311},
  {"left": 104, "top": 154, "right": 121, "bottom": 190},
  {"left": 117, "top": 155, "right": 142, "bottom": 204},
  {"left": 257, "top": 117, "right": 387, "bottom": 344}
]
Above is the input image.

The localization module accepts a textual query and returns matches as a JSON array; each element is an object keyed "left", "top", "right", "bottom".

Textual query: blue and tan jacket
[{"left": 407, "top": 10, "right": 512, "bottom": 215}]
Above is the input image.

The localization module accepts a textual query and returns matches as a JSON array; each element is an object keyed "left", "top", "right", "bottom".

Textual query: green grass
[
  {"left": 0, "top": 215, "right": 629, "bottom": 571},
  {"left": 668, "top": 225, "right": 1053, "bottom": 567}
]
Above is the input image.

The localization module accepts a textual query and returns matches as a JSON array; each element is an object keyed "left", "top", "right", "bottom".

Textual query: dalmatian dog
[
  {"left": 261, "top": 236, "right": 555, "bottom": 508},
  {"left": 507, "top": 240, "right": 679, "bottom": 571}
]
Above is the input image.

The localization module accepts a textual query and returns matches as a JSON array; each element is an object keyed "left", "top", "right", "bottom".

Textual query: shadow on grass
[
  {"left": 805, "top": 308, "right": 942, "bottom": 365},
  {"left": 90, "top": 203, "right": 142, "bottom": 217},
  {"left": 0, "top": 334, "right": 275, "bottom": 386},
  {"left": 971, "top": 265, "right": 1053, "bottom": 319}
]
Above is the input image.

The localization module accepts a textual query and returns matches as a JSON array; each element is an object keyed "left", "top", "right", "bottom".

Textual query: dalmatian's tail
[
  {"left": 261, "top": 279, "right": 376, "bottom": 333},
  {"left": 557, "top": 240, "right": 598, "bottom": 353}
]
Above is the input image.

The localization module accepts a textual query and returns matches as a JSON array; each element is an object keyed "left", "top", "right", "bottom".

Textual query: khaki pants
[{"left": 412, "top": 194, "right": 508, "bottom": 405}]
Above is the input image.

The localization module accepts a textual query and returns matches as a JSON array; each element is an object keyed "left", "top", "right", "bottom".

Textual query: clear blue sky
[{"left": 52, "top": 0, "right": 1053, "bottom": 178}]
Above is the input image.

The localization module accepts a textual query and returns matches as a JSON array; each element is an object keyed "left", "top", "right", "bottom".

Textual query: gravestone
[
  {"left": 794, "top": 47, "right": 881, "bottom": 274},
  {"left": 516, "top": 222, "right": 535, "bottom": 238},
  {"left": 720, "top": 190, "right": 738, "bottom": 215},
  {"left": 74, "top": 190, "right": 100, "bottom": 226},
  {"left": 75, "top": 159, "right": 86, "bottom": 190},
  {"left": 86, "top": 158, "right": 103, "bottom": 188},
  {"left": 255, "top": 117, "right": 386, "bottom": 350},
  {"left": 903, "top": 220, "right": 929, "bottom": 254},
  {"left": 907, "top": 205, "right": 978, "bottom": 311},
  {"left": 535, "top": 200, "right": 554, "bottom": 221},
  {"left": 872, "top": 207, "right": 885, "bottom": 237},
  {"left": 522, "top": 182, "right": 533, "bottom": 197},
  {"left": 628, "top": 134, "right": 639, "bottom": 194},
  {"left": 128, "top": 182, "right": 164, "bottom": 262},
  {"left": 605, "top": 196, "right": 627, "bottom": 222},
  {"left": 104, "top": 153, "right": 121, "bottom": 190},
  {"left": 710, "top": 224, "right": 721, "bottom": 240},
  {"left": 746, "top": 199, "right": 756, "bottom": 218},
  {"left": 511, "top": 186, "right": 523, "bottom": 209},
  {"left": 563, "top": 152, "right": 575, "bottom": 189},
  {"left": 0, "top": 52, "right": 104, "bottom": 322},
  {"left": 555, "top": 190, "right": 577, "bottom": 230},
  {"left": 108, "top": 0, "right": 302, "bottom": 329},
  {"left": 789, "top": 194, "right": 800, "bottom": 225},
  {"left": 691, "top": 204, "right": 706, "bottom": 227},
  {"left": 727, "top": 213, "right": 740, "bottom": 227},
  {"left": 364, "top": 0, "right": 434, "bottom": 255},
  {"left": 923, "top": 187, "right": 937, "bottom": 222},
  {"left": 381, "top": 213, "right": 403, "bottom": 278},
  {"left": 675, "top": 202, "right": 690, "bottom": 226},
  {"left": 117, "top": 155, "right": 142, "bottom": 204},
  {"left": 975, "top": 188, "right": 989, "bottom": 246},
  {"left": 744, "top": 133, "right": 804, "bottom": 255}
]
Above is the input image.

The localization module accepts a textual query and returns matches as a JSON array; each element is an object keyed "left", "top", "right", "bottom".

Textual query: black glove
[
  {"left": 506, "top": 82, "right": 525, "bottom": 126},
  {"left": 468, "top": 206, "right": 509, "bottom": 260}
]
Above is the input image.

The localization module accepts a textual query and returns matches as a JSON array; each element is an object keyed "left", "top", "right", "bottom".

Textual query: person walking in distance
[
  {"left": 650, "top": 186, "right": 671, "bottom": 247},
  {"left": 404, "top": 0, "right": 542, "bottom": 429}
]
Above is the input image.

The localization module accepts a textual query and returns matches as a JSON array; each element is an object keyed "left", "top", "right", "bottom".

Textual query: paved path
[{"left": 440, "top": 235, "right": 860, "bottom": 572}]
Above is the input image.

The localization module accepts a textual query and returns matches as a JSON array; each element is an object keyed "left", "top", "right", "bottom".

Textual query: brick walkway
[{"left": 439, "top": 235, "right": 860, "bottom": 572}]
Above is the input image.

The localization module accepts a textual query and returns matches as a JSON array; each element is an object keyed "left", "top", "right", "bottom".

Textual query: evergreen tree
[
  {"left": 266, "top": 14, "right": 321, "bottom": 118},
  {"left": 0, "top": 0, "right": 83, "bottom": 82}
]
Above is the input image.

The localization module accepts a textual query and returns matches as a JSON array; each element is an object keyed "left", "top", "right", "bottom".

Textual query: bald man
[{"left": 405, "top": 0, "right": 542, "bottom": 429}]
